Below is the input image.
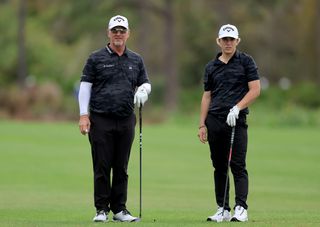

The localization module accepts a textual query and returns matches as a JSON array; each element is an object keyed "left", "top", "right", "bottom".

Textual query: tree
[
  {"left": 118, "top": 0, "right": 179, "bottom": 111},
  {"left": 316, "top": 0, "right": 320, "bottom": 84},
  {"left": 17, "top": 0, "right": 27, "bottom": 87},
  {"left": 163, "top": 0, "right": 178, "bottom": 110}
]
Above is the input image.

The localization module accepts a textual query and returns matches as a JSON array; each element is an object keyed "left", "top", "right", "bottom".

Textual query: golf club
[
  {"left": 220, "top": 126, "right": 235, "bottom": 222},
  {"left": 139, "top": 106, "right": 142, "bottom": 219}
]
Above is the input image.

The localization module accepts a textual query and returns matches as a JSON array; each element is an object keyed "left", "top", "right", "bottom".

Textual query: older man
[{"left": 78, "top": 15, "right": 151, "bottom": 222}]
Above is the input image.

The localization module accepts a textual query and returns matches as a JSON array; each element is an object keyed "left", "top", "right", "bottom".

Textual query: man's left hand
[
  {"left": 226, "top": 105, "right": 240, "bottom": 127},
  {"left": 134, "top": 86, "right": 148, "bottom": 107}
]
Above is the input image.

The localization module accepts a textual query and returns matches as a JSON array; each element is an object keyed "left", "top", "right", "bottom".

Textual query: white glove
[
  {"left": 226, "top": 105, "right": 240, "bottom": 127},
  {"left": 134, "top": 85, "right": 148, "bottom": 107}
]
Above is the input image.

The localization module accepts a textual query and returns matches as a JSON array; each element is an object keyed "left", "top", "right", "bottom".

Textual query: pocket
[{"left": 238, "top": 116, "right": 248, "bottom": 128}]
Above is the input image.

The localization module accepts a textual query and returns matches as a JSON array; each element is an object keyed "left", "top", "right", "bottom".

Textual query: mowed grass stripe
[{"left": 0, "top": 120, "right": 319, "bottom": 226}]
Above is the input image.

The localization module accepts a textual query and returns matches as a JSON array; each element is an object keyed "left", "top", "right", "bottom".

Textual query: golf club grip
[
  {"left": 230, "top": 127, "right": 235, "bottom": 145},
  {"left": 228, "top": 127, "right": 235, "bottom": 161}
]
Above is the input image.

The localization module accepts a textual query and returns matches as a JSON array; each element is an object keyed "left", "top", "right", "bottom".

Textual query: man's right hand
[
  {"left": 198, "top": 125, "right": 207, "bottom": 144},
  {"left": 79, "top": 115, "right": 90, "bottom": 135}
]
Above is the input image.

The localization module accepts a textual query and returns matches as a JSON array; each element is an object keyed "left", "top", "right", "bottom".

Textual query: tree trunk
[
  {"left": 316, "top": 0, "right": 320, "bottom": 85},
  {"left": 17, "top": 0, "right": 27, "bottom": 87},
  {"left": 163, "top": 0, "right": 178, "bottom": 111},
  {"left": 136, "top": 0, "right": 150, "bottom": 66},
  {"left": 215, "top": 0, "right": 232, "bottom": 24}
]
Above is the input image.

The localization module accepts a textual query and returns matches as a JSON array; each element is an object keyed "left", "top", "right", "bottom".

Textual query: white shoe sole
[
  {"left": 93, "top": 219, "right": 108, "bottom": 222},
  {"left": 113, "top": 218, "right": 140, "bottom": 222},
  {"left": 207, "top": 217, "right": 230, "bottom": 222},
  {"left": 231, "top": 217, "right": 248, "bottom": 222}
]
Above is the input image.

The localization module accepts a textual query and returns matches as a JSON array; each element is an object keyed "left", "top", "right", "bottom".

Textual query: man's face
[
  {"left": 217, "top": 37, "right": 240, "bottom": 54},
  {"left": 108, "top": 26, "right": 130, "bottom": 47}
]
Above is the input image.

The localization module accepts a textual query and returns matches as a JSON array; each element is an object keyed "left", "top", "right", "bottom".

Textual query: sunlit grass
[{"left": 0, "top": 120, "right": 319, "bottom": 226}]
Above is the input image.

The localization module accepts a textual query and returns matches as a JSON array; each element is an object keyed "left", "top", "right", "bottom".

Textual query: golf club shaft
[
  {"left": 139, "top": 106, "right": 142, "bottom": 218},
  {"left": 222, "top": 127, "right": 235, "bottom": 215}
]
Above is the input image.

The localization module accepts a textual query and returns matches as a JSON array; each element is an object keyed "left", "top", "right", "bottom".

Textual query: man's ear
[
  {"left": 216, "top": 38, "right": 221, "bottom": 46},
  {"left": 236, "top": 38, "right": 241, "bottom": 44}
]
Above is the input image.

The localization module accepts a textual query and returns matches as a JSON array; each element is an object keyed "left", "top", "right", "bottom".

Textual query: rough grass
[{"left": 0, "top": 120, "right": 319, "bottom": 226}]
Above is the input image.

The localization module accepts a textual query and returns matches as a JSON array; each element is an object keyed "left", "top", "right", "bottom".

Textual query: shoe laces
[
  {"left": 216, "top": 207, "right": 228, "bottom": 217},
  {"left": 235, "top": 206, "right": 244, "bottom": 215},
  {"left": 97, "top": 210, "right": 106, "bottom": 215},
  {"left": 122, "top": 209, "right": 131, "bottom": 215}
]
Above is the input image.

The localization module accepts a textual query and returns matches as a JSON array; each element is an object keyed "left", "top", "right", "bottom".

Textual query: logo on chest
[{"left": 104, "top": 64, "right": 114, "bottom": 68}]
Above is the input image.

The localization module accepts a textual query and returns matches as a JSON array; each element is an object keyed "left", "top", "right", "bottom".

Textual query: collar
[
  {"left": 214, "top": 50, "right": 239, "bottom": 64},
  {"left": 105, "top": 44, "right": 128, "bottom": 56},
  {"left": 216, "top": 50, "right": 239, "bottom": 60}
]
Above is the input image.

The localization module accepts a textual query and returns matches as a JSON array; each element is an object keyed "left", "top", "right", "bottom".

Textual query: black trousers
[
  {"left": 88, "top": 112, "right": 136, "bottom": 213},
  {"left": 205, "top": 114, "right": 249, "bottom": 210}
]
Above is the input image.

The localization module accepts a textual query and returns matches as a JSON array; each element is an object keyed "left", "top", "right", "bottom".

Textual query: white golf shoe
[
  {"left": 93, "top": 210, "right": 108, "bottom": 222},
  {"left": 207, "top": 207, "right": 231, "bottom": 222},
  {"left": 113, "top": 209, "right": 140, "bottom": 222},
  {"left": 231, "top": 205, "right": 248, "bottom": 222}
]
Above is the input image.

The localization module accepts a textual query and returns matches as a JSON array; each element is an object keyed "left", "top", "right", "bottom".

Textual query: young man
[
  {"left": 198, "top": 24, "right": 260, "bottom": 222},
  {"left": 78, "top": 15, "right": 151, "bottom": 222}
]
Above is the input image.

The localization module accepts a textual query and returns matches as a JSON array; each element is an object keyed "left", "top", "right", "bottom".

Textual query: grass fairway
[{"left": 0, "top": 120, "right": 319, "bottom": 226}]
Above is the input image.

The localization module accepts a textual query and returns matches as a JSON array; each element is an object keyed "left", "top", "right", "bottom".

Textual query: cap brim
[
  {"left": 109, "top": 25, "right": 128, "bottom": 29},
  {"left": 219, "top": 35, "right": 238, "bottom": 39}
]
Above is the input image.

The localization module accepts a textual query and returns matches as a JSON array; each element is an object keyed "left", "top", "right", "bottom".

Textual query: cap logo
[
  {"left": 114, "top": 16, "right": 125, "bottom": 22},
  {"left": 223, "top": 26, "right": 234, "bottom": 32}
]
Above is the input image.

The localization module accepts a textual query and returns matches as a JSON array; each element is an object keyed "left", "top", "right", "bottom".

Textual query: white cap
[
  {"left": 218, "top": 24, "right": 239, "bottom": 39},
  {"left": 108, "top": 15, "right": 129, "bottom": 29}
]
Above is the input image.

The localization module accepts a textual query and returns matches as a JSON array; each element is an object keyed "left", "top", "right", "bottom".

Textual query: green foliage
[
  {"left": 178, "top": 86, "right": 202, "bottom": 114},
  {"left": 289, "top": 82, "right": 320, "bottom": 109},
  {"left": 26, "top": 22, "right": 65, "bottom": 83},
  {"left": 258, "top": 86, "right": 290, "bottom": 109},
  {"left": 148, "top": 74, "right": 165, "bottom": 105},
  {"left": 170, "top": 84, "right": 320, "bottom": 127},
  {"left": 178, "top": 1, "right": 216, "bottom": 88},
  {"left": 257, "top": 82, "right": 320, "bottom": 109},
  {"left": 0, "top": 3, "right": 18, "bottom": 85},
  {"left": 1, "top": 0, "right": 320, "bottom": 121},
  {"left": 249, "top": 104, "right": 320, "bottom": 127}
]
